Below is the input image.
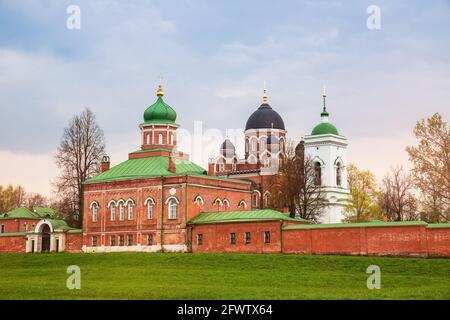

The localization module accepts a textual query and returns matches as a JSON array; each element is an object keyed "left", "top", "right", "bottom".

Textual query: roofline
[
  {"left": 84, "top": 172, "right": 252, "bottom": 186},
  {"left": 188, "top": 218, "right": 289, "bottom": 225},
  {"left": 283, "top": 221, "right": 429, "bottom": 230}
]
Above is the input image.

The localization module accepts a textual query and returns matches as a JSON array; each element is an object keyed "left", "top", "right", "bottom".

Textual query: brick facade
[
  {"left": 0, "top": 234, "right": 26, "bottom": 253},
  {"left": 282, "top": 224, "right": 450, "bottom": 257},
  {"left": 190, "top": 221, "right": 284, "bottom": 254}
]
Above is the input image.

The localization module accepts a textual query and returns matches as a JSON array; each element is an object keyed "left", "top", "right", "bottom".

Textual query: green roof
[
  {"left": 32, "top": 206, "right": 56, "bottom": 218},
  {"left": 427, "top": 223, "right": 450, "bottom": 229},
  {"left": 188, "top": 209, "right": 308, "bottom": 225},
  {"left": 85, "top": 156, "right": 206, "bottom": 183},
  {"left": 143, "top": 96, "right": 177, "bottom": 124},
  {"left": 47, "top": 219, "right": 76, "bottom": 231},
  {"left": 0, "top": 232, "right": 26, "bottom": 237},
  {"left": 311, "top": 122, "right": 339, "bottom": 135},
  {"left": 0, "top": 207, "right": 38, "bottom": 219},
  {"left": 283, "top": 220, "right": 428, "bottom": 230}
]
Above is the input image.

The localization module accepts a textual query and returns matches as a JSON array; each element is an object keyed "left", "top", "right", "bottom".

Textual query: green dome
[
  {"left": 143, "top": 96, "right": 177, "bottom": 124},
  {"left": 311, "top": 122, "right": 339, "bottom": 135}
]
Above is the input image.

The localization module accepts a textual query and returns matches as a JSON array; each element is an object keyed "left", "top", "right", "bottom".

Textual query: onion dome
[
  {"left": 311, "top": 85, "right": 339, "bottom": 135},
  {"left": 143, "top": 81, "right": 177, "bottom": 124},
  {"left": 312, "top": 122, "right": 339, "bottom": 135},
  {"left": 245, "top": 82, "right": 285, "bottom": 131}
]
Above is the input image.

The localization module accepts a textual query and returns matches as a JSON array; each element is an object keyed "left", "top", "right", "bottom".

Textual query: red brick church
[
  {"left": 1, "top": 83, "right": 449, "bottom": 257},
  {"left": 80, "top": 82, "right": 305, "bottom": 253}
]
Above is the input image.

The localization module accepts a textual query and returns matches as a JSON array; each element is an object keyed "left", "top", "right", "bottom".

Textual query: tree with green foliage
[
  {"left": 344, "top": 164, "right": 382, "bottom": 222},
  {"left": 406, "top": 113, "right": 450, "bottom": 222}
]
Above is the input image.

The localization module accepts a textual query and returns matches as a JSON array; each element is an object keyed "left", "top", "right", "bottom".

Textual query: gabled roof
[
  {"left": 32, "top": 207, "right": 56, "bottom": 218},
  {"left": 188, "top": 209, "right": 307, "bottom": 225},
  {"left": 0, "top": 207, "right": 38, "bottom": 219},
  {"left": 85, "top": 156, "right": 205, "bottom": 184},
  {"left": 46, "top": 219, "right": 77, "bottom": 231},
  {"left": 84, "top": 156, "right": 251, "bottom": 185}
]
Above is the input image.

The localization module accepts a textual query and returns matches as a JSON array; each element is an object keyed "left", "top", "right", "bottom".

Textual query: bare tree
[
  {"left": 380, "top": 165, "right": 417, "bottom": 221},
  {"left": 406, "top": 113, "right": 450, "bottom": 222},
  {"left": 54, "top": 108, "right": 105, "bottom": 226},
  {"left": 24, "top": 193, "right": 48, "bottom": 209},
  {"left": 268, "top": 140, "right": 327, "bottom": 222}
]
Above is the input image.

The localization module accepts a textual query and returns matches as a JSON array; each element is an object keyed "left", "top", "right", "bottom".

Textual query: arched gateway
[{"left": 26, "top": 219, "right": 80, "bottom": 253}]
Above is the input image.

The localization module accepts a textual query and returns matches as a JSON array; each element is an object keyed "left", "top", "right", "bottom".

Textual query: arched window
[
  {"left": 168, "top": 199, "right": 177, "bottom": 219},
  {"left": 128, "top": 202, "right": 134, "bottom": 220},
  {"left": 223, "top": 199, "right": 230, "bottom": 207},
  {"left": 252, "top": 194, "right": 258, "bottom": 208},
  {"left": 92, "top": 203, "right": 98, "bottom": 222},
  {"left": 314, "top": 162, "right": 322, "bottom": 186},
  {"left": 260, "top": 138, "right": 266, "bottom": 153},
  {"left": 238, "top": 200, "right": 247, "bottom": 210},
  {"left": 336, "top": 163, "right": 342, "bottom": 186},
  {"left": 193, "top": 195, "right": 204, "bottom": 206},
  {"left": 110, "top": 202, "right": 116, "bottom": 221},
  {"left": 146, "top": 134, "right": 150, "bottom": 145},
  {"left": 263, "top": 157, "right": 270, "bottom": 168},
  {"left": 212, "top": 197, "right": 223, "bottom": 207},
  {"left": 251, "top": 139, "right": 257, "bottom": 152},
  {"left": 147, "top": 200, "right": 154, "bottom": 219},
  {"left": 232, "top": 160, "right": 237, "bottom": 171},
  {"left": 219, "top": 163, "right": 225, "bottom": 172},
  {"left": 119, "top": 202, "right": 125, "bottom": 221},
  {"left": 264, "top": 193, "right": 270, "bottom": 207},
  {"left": 158, "top": 134, "right": 163, "bottom": 144}
]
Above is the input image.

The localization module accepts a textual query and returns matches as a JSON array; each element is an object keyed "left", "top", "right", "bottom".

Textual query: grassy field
[{"left": 0, "top": 252, "right": 449, "bottom": 299}]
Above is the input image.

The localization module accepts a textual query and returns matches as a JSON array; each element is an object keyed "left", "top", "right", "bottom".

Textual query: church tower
[
  {"left": 244, "top": 82, "right": 286, "bottom": 168},
  {"left": 140, "top": 78, "right": 178, "bottom": 152},
  {"left": 304, "top": 86, "right": 350, "bottom": 223}
]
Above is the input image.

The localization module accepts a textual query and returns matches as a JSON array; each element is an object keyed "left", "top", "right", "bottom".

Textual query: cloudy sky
[{"left": 0, "top": 0, "right": 449, "bottom": 197}]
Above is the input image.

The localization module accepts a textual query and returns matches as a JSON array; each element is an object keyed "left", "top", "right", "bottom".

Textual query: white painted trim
[
  {"left": 144, "top": 196, "right": 156, "bottom": 206},
  {"left": 165, "top": 196, "right": 180, "bottom": 204},
  {"left": 237, "top": 200, "right": 248, "bottom": 209},
  {"left": 34, "top": 219, "right": 54, "bottom": 233},
  {"left": 252, "top": 190, "right": 262, "bottom": 196},
  {"left": 222, "top": 199, "right": 230, "bottom": 207},
  {"left": 89, "top": 200, "right": 100, "bottom": 209},
  {"left": 193, "top": 195, "right": 205, "bottom": 205},
  {"left": 107, "top": 200, "right": 116, "bottom": 208}
]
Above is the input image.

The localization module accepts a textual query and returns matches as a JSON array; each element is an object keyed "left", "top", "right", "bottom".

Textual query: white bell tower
[{"left": 304, "top": 86, "right": 350, "bottom": 223}]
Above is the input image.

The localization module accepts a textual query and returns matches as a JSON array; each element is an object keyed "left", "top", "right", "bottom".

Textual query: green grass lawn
[{"left": 0, "top": 252, "right": 449, "bottom": 299}]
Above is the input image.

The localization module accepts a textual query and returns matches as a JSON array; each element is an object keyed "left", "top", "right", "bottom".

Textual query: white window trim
[{"left": 168, "top": 198, "right": 178, "bottom": 220}]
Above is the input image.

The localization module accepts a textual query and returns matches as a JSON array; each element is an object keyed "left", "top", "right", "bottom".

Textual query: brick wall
[
  {"left": 65, "top": 233, "right": 83, "bottom": 252},
  {"left": 282, "top": 225, "right": 450, "bottom": 257},
  {"left": 426, "top": 227, "right": 450, "bottom": 257},
  {"left": 0, "top": 234, "right": 26, "bottom": 253},
  {"left": 0, "top": 218, "right": 40, "bottom": 233},
  {"left": 191, "top": 221, "right": 283, "bottom": 254}
]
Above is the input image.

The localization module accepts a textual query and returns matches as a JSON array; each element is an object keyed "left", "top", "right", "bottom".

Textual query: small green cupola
[
  {"left": 311, "top": 85, "right": 339, "bottom": 135},
  {"left": 143, "top": 80, "right": 177, "bottom": 124}
]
